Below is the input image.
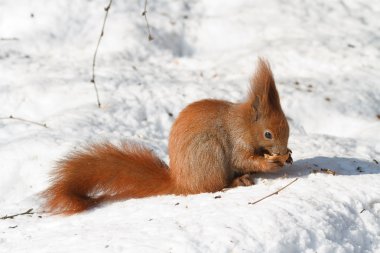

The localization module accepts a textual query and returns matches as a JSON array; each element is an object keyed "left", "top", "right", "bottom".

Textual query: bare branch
[
  {"left": 91, "top": 0, "right": 113, "bottom": 108},
  {"left": 0, "top": 37, "right": 19, "bottom": 41},
  {"left": 248, "top": 178, "right": 298, "bottom": 205},
  {"left": 0, "top": 115, "right": 47, "bottom": 128},
  {"left": 142, "top": 0, "right": 153, "bottom": 41},
  {"left": 0, "top": 208, "right": 34, "bottom": 220}
]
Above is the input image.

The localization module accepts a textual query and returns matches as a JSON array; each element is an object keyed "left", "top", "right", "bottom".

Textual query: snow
[{"left": 0, "top": 0, "right": 380, "bottom": 252}]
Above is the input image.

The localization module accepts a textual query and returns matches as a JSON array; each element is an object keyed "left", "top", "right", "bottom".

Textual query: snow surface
[{"left": 1, "top": 0, "right": 380, "bottom": 252}]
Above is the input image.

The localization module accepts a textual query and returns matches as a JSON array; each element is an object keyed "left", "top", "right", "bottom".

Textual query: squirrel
[{"left": 41, "top": 58, "right": 292, "bottom": 215}]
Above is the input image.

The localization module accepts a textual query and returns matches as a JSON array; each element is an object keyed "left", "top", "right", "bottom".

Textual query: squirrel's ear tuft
[{"left": 247, "top": 58, "right": 282, "bottom": 115}]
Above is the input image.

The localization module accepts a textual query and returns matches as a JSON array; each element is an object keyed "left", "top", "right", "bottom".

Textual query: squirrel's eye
[{"left": 264, "top": 131, "right": 272, "bottom": 139}]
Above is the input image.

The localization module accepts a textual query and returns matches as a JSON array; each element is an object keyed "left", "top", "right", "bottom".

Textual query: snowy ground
[{"left": 1, "top": 0, "right": 380, "bottom": 252}]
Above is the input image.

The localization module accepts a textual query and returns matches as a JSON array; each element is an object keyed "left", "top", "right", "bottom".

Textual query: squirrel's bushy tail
[{"left": 41, "top": 143, "right": 175, "bottom": 215}]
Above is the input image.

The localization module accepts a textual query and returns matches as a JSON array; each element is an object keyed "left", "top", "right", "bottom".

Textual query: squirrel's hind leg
[{"left": 229, "top": 174, "right": 254, "bottom": 188}]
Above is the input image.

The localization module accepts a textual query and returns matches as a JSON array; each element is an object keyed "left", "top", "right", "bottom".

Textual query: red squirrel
[{"left": 42, "top": 59, "right": 292, "bottom": 215}]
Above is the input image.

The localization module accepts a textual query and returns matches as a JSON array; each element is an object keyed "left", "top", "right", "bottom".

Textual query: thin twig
[
  {"left": 142, "top": 0, "right": 153, "bottom": 41},
  {"left": 0, "top": 115, "right": 47, "bottom": 128},
  {"left": 248, "top": 178, "right": 298, "bottom": 205},
  {"left": 0, "top": 37, "right": 19, "bottom": 41},
  {"left": 91, "top": 0, "right": 113, "bottom": 108},
  {"left": 0, "top": 208, "right": 34, "bottom": 220}
]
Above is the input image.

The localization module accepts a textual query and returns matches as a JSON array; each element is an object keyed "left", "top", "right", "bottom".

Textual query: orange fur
[{"left": 42, "top": 58, "right": 291, "bottom": 215}]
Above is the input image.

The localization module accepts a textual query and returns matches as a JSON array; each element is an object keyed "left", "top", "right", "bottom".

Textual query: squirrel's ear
[
  {"left": 251, "top": 95, "right": 260, "bottom": 121},
  {"left": 247, "top": 58, "right": 281, "bottom": 115}
]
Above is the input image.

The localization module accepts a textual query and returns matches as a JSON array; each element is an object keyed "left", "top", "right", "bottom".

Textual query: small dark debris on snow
[
  {"left": 308, "top": 84, "right": 313, "bottom": 88},
  {"left": 357, "top": 166, "right": 364, "bottom": 173},
  {"left": 214, "top": 195, "right": 221, "bottom": 199},
  {"left": 376, "top": 114, "right": 380, "bottom": 120},
  {"left": 374, "top": 159, "right": 379, "bottom": 164},
  {"left": 175, "top": 202, "right": 180, "bottom": 206},
  {"left": 294, "top": 81, "right": 299, "bottom": 85},
  {"left": 360, "top": 209, "right": 366, "bottom": 213},
  {"left": 148, "top": 218, "right": 153, "bottom": 221},
  {"left": 313, "top": 168, "right": 336, "bottom": 175},
  {"left": 325, "top": 97, "right": 331, "bottom": 102},
  {"left": 320, "top": 168, "right": 336, "bottom": 175},
  {"left": 168, "top": 112, "right": 173, "bottom": 117},
  {"left": 105, "top": 245, "right": 109, "bottom": 248},
  {"left": 8, "top": 225, "right": 18, "bottom": 229},
  {"left": 132, "top": 65, "right": 137, "bottom": 71},
  {"left": 347, "top": 43, "right": 355, "bottom": 48}
]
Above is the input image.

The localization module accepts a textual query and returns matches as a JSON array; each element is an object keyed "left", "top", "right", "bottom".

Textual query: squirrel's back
[{"left": 169, "top": 99, "right": 235, "bottom": 193}]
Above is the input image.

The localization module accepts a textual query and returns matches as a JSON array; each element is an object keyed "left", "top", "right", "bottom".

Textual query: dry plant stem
[
  {"left": 142, "top": 0, "right": 153, "bottom": 41},
  {"left": 0, "top": 37, "right": 19, "bottom": 41},
  {"left": 0, "top": 115, "right": 47, "bottom": 128},
  {"left": 0, "top": 208, "right": 34, "bottom": 220},
  {"left": 91, "top": 0, "right": 113, "bottom": 108},
  {"left": 248, "top": 178, "right": 298, "bottom": 205}
]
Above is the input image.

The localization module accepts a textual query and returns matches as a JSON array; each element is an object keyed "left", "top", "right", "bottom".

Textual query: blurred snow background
[{"left": 0, "top": 0, "right": 379, "bottom": 252}]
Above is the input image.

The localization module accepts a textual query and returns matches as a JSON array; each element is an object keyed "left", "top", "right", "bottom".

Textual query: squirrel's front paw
[
  {"left": 260, "top": 150, "right": 292, "bottom": 171},
  {"left": 256, "top": 156, "right": 285, "bottom": 172},
  {"left": 265, "top": 160, "right": 284, "bottom": 172}
]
